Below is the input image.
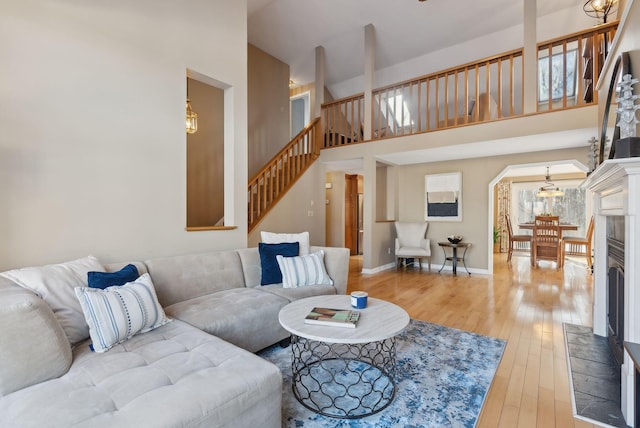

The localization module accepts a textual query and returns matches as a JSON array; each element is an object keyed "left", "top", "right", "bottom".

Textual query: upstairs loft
[
  {"left": 319, "top": 22, "right": 617, "bottom": 151},
  {"left": 248, "top": 23, "right": 617, "bottom": 232}
]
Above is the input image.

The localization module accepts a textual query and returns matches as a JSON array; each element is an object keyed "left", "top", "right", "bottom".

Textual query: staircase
[{"left": 248, "top": 118, "right": 321, "bottom": 232}]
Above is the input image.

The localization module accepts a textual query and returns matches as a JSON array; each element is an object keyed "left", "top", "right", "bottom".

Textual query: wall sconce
[
  {"left": 186, "top": 98, "right": 198, "bottom": 134},
  {"left": 583, "top": 0, "right": 617, "bottom": 24}
]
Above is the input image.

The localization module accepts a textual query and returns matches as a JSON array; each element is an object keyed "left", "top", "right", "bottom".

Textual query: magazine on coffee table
[{"left": 304, "top": 307, "right": 360, "bottom": 328}]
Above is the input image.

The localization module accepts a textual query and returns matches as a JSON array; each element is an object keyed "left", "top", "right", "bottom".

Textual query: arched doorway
[{"left": 486, "top": 160, "right": 589, "bottom": 273}]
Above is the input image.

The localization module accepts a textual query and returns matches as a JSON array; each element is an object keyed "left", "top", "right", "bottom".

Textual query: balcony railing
[
  {"left": 322, "top": 94, "right": 365, "bottom": 147},
  {"left": 321, "top": 22, "right": 618, "bottom": 148},
  {"left": 536, "top": 21, "right": 618, "bottom": 112}
]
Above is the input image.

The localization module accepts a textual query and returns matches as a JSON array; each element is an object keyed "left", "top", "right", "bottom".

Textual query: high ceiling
[
  {"left": 248, "top": 0, "right": 585, "bottom": 92},
  {"left": 247, "top": 0, "right": 597, "bottom": 174}
]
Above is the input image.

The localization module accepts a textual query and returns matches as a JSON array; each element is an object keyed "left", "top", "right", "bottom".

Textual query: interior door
[
  {"left": 344, "top": 174, "right": 358, "bottom": 255},
  {"left": 290, "top": 92, "right": 310, "bottom": 138}
]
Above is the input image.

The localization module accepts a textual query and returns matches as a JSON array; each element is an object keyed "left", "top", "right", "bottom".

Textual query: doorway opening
[
  {"left": 290, "top": 91, "right": 310, "bottom": 138},
  {"left": 487, "top": 160, "right": 589, "bottom": 273},
  {"left": 345, "top": 174, "right": 364, "bottom": 255}
]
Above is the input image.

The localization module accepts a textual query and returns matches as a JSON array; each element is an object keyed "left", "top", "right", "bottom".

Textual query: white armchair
[{"left": 394, "top": 221, "right": 431, "bottom": 271}]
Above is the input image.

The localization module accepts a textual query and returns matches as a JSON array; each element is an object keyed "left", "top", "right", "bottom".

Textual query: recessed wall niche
[{"left": 186, "top": 73, "right": 226, "bottom": 229}]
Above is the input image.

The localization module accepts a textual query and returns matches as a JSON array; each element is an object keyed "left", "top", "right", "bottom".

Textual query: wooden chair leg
[
  {"left": 558, "top": 249, "right": 563, "bottom": 269},
  {"left": 531, "top": 246, "right": 535, "bottom": 266}
]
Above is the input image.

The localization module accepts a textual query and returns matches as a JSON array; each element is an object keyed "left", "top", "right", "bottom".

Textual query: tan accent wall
[
  {"left": 396, "top": 147, "right": 588, "bottom": 271},
  {"left": 248, "top": 44, "right": 290, "bottom": 178},
  {"left": 186, "top": 78, "right": 224, "bottom": 228}
]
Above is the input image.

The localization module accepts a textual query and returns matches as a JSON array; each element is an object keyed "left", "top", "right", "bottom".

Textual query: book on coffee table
[{"left": 304, "top": 307, "right": 360, "bottom": 328}]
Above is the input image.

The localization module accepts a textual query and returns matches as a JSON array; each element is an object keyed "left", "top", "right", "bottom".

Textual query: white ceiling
[{"left": 247, "top": 0, "right": 584, "bottom": 90}]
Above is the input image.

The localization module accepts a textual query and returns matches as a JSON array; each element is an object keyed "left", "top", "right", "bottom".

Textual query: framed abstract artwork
[{"left": 425, "top": 172, "right": 462, "bottom": 222}]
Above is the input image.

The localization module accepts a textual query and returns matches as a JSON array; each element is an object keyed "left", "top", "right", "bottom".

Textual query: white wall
[
  {"left": 0, "top": 0, "right": 248, "bottom": 270},
  {"left": 324, "top": 171, "right": 346, "bottom": 248}
]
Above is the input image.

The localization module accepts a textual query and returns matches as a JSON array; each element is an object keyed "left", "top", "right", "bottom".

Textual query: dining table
[{"left": 518, "top": 222, "right": 578, "bottom": 232}]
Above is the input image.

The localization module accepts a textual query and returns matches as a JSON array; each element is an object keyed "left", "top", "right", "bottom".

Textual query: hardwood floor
[{"left": 346, "top": 253, "right": 598, "bottom": 427}]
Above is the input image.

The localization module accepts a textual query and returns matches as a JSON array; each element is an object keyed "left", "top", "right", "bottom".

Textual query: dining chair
[
  {"left": 505, "top": 214, "right": 532, "bottom": 262},
  {"left": 563, "top": 216, "right": 595, "bottom": 272},
  {"left": 394, "top": 221, "right": 431, "bottom": 271},
  {"left": 531, "top": 215, "right": 563, "bottom": 268}
]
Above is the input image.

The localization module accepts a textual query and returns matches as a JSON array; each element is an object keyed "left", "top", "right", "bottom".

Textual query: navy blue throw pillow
[
  {"left": 87, "top": 264, "right": 139, "bottom": 289},
  {"left": 259, "top": 242, "right": 299, "bottom": 285}
]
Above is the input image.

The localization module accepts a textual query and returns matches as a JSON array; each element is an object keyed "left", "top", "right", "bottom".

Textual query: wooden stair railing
[{"left": 248, "top": 118, "right": 321, "bottom": 232}]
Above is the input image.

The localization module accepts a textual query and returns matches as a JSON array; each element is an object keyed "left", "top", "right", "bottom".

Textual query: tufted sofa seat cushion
[
  {"left": 0, "top": 320, "right": 282, "bottom": 428},
  {"left": 164, "top": 288, "right": 290, "bottom": 353}
]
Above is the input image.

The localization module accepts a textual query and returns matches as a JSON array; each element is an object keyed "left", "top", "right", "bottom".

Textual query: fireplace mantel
[{"left": 584, "top": 158, "right": 640, "bottom": 423}]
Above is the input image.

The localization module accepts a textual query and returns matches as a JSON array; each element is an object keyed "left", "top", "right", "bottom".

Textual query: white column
[
  {"left": 363, "top": 24, "right": 375, "bottom": 141},
  {"left": 523, "top": 0, "right": 537, "bottom": 114},
  {"left": 314, "top": 46, "right": 325, "bottom": 120},
  {"left": 362, "top": 154, "right": 376, "bottom": 270}
]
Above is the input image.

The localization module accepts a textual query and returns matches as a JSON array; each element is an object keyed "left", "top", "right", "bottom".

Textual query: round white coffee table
[{"left": 278, "top": 295, "right": 410, "bottom": 419}]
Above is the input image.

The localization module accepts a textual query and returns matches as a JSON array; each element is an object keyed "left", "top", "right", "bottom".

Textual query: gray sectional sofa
[{"left": 0, "top": 245, "right": 350, "bottom": 428}]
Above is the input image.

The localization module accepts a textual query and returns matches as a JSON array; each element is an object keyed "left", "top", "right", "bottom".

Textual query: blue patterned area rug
[{"left": 258, "top": 319, "right": 505, "bottom": 428}]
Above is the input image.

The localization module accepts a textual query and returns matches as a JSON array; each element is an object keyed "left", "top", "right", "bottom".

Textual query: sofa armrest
[
  {"left": 310, "top": 246, "right": 350, "bottom": 295},
  {"left": 0, "top": 278, "right": 72, "bottom": 395}
]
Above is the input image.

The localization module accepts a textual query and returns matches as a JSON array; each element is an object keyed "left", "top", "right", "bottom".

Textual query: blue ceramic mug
[{"left": 351, "top": 291, "right": 368, "bottom": 309}]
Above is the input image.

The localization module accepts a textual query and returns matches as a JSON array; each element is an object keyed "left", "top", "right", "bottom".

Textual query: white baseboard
[
  {"left": 435, "top": 264, "right": 490, "bottom": 275},
  {"left": 362, "top": 262, "right": 489, "bottom": 275},
  {"left": 361, "top": 262, "right": 395, "bottom": 275}
]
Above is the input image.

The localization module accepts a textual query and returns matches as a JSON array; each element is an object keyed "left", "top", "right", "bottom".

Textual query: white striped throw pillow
[
  {"left": 275, "top": 250, "right": 333, "bottom": 288},
  {"left": 74, "top": 273, "right": 170, "bottom": 353}
]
